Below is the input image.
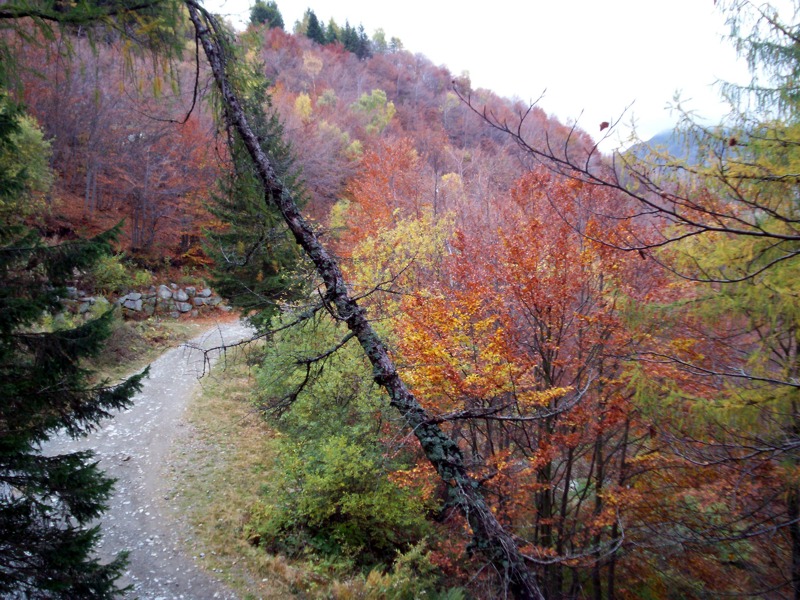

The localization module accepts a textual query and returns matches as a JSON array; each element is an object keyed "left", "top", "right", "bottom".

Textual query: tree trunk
[
  {"left": 186, "top": 4, "right": 544, "bottom": 599},
  {"left": 790, "top": 399, "right": 800, "bottom": 600},
  {"left": 787, "top": 484, "right": 800, "bottom": 600}
]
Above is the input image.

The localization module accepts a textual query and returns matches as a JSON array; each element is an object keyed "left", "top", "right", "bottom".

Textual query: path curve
[{"left": 45, "top": 319, "right": 254, "bottom": 600}]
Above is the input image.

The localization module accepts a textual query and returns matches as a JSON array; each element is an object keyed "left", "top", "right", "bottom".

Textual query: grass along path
[{"left": 171, "top": 346, "right": 306, "bottom": 599}]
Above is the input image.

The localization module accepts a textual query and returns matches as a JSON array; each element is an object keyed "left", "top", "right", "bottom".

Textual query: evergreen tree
[
  {"left": 355, "top": 24, "right": 372, "bottom": 60},
  {"left": 340, "top": 20, "right": 358, "bottom": 54},
  {"left": 249, "top": 0, "right": 283, "bottom": 29},
  {"left": 324, "top": 18, "right": 339, "bottom": 44},
  {"left": 340, "top": 21, "right": 371, "bottom": 60},
  {"left": 304, "top": 8, "right": 325, "bottom": 45},
  {"left": 206, "top": 44, "right": 308, "bottom": 330},
  {"left": 0, "top": 95, "right": 146, "bottom": 598}
]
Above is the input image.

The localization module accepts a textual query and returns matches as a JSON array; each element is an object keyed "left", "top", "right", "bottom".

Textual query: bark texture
[{"left": 186, "top": 4, "right": 544, "bottom": 598}]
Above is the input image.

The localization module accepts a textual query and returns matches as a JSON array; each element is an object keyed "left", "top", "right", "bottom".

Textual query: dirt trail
[{"left": 45, "top": 320, "right": 254, "bottom": 600}]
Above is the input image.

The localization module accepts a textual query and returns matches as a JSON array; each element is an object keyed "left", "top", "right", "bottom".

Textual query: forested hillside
[
  {"left": 9, "top": 8, "right": 578, "bottom": 266},
  {"left": 3, "top": 0, "right": 800, "bottom": 598}
]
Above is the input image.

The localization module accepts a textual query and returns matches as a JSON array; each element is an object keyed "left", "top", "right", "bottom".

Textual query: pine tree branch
[{"left": 0, "top": 0, "right": 165, "bottom": 23}]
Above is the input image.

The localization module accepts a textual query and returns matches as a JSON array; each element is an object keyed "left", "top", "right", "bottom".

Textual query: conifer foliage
[
  {"left": 0, "top": 96, "right": 146, "bottom": 598},
  {"left": 249, "top": 0, "right": 283, "bottom": 29},
  {"left": 206, "top": 44, "right": 308, "bottom": 329}
]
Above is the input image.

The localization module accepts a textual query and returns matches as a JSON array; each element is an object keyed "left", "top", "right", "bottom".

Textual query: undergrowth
[{"left": 177, "top": 342, "right": 465, "bottom": 599}]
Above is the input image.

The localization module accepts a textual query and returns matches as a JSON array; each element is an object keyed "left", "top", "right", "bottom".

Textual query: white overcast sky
[{"left": 204, "top": 0, "right": 754, "bottom": 148}]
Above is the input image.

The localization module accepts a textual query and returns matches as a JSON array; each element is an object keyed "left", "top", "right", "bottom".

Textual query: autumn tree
[
  {"left": 333, "top": 137, "right": 426, "bottom": 253},
  {"left": 352, "top": 88, "right": 396, "bottom": 135},
  {"left": 8, "top": 11, "right": 217, "bottom": 260},
  {"left": 382, "top": 169, "right": 660, "bottom": 598},
  {"left": 460, "top": 1, "right": 800, "bottom": 596},
  {"left": 270, "top": 86, "right": 357, "bottom": 216}
]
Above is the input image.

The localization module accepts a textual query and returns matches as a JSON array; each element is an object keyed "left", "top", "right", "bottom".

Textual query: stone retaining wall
[{"left": 63, "top": 284, "right": 229, "bottom": 320}]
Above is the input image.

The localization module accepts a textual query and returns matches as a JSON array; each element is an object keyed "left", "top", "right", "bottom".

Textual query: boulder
[
  {"left": 193, "top": 297, "right": 206, "bottom": 307},
  {"left": 185, "top": 286, "right": 196, "bottom": 297},
  {"left": 199, "top": 287, "right": 212, "bottom": 298},
  {"left": 123, "top": 298, "right": 143, "bottom": 312},
  {"left": 174, "top": 289, "right": 189, "bottom": 302},
  {"left": 175, "top": 301, "right": 192, "bottom": 313},
  {"left": 157, "top": 285, "right": 173, "bottom": 300}
]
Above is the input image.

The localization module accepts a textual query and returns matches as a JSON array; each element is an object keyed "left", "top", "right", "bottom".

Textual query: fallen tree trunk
[{"left": 186, "top": 4, "right": 544, "bottom": 598}]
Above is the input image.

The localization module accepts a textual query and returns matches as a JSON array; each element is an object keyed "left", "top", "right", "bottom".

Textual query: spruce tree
[
  {"left": 207, "top": 50, "right": 308, "bottom": 330},
  {"left": 340, "top": 21, "right": 358, "bottom": 54},
  {"left": 355, "top": 24, "right": 372, "bottom": 60},
  {"left": 249, "top": 0, "right": 284, "bottom": 29},
  {"left": 0, "top": 96, "right": 146, "bottom": 597},
  {"left": 304, "top": 9, "right": 326, "bottom": 45}
]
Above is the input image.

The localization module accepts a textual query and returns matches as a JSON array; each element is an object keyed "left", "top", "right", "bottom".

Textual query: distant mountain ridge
[
  {"left": 627, "top": 130, "right": 697, "bottom": 162},
  {"left": 627, "top": 127, "right": 734, "bottom": 165}
]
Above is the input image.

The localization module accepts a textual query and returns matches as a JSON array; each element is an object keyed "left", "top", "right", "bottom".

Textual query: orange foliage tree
[
  {"left": 335, "top": 136, "right": 428, "bottom": 254},
  {"left": 388, "top": 169, "right": 661, "bottom": 597}
]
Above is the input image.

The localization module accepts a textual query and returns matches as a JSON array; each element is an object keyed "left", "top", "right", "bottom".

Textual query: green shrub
[
  {"left": 362, "top": 542, "right": 464, "bottom": 600},
  {"left": 256, "top": 434, "right": 430, "bottom": 564},
  {"left": 252, "top": 313, "right": 431, "bottom": 566},
  {"left": 91, "top": 253, "right": 128, "bottom": 293},
  {"left": 132, "top": 268, "right": 154, "bottom": 288}
]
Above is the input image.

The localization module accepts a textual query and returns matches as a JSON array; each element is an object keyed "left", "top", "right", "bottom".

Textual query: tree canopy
[{"left": 5, "top": 0, "right": 800, "bottom": 597}]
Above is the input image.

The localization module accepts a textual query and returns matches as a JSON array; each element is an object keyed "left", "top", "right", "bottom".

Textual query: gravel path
[{"left": 44, "top": 320, "right": 254, "bottom": 600}]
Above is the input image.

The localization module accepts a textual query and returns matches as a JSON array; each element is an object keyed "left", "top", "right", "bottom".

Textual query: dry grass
[{"left": 172, "top": 345, "right": 309, "bottom": 599}]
